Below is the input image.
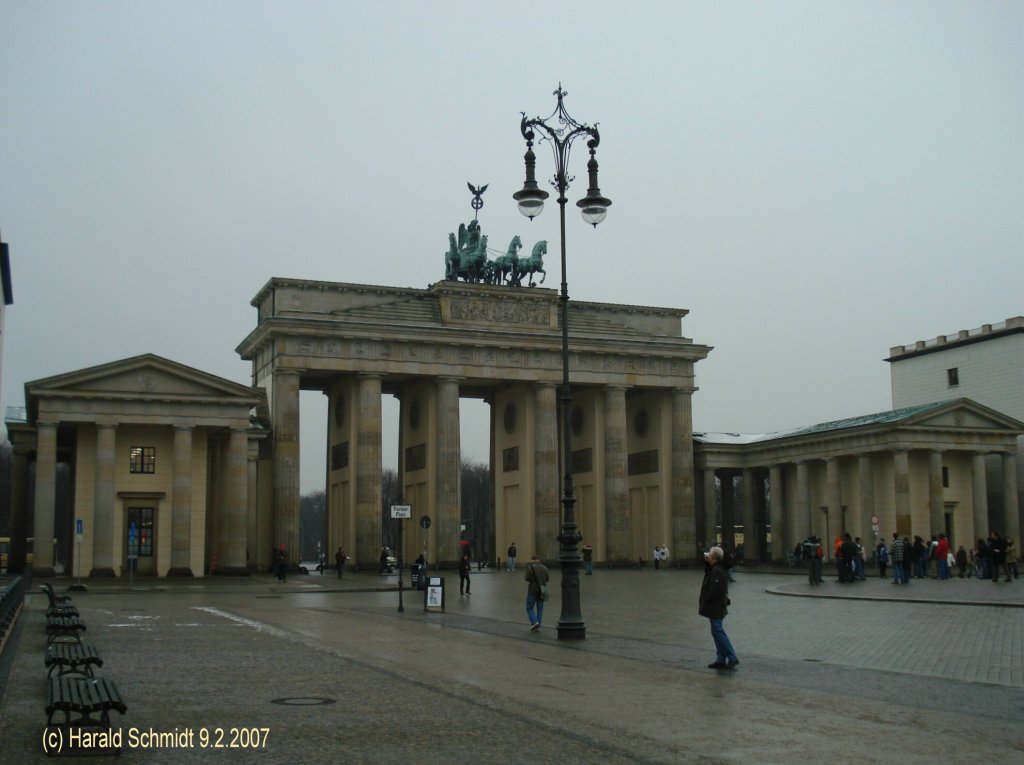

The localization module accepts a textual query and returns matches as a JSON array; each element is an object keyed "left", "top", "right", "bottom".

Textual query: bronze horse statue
[
  {"left": 511, "top": 240, "right": 547, "bottom": 286},
  {"left": 491, "top": 236, "right": 522, "bottom": 285}
]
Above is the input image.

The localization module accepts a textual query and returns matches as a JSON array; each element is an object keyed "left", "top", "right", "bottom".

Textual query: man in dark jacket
[
  {"left": 699, "top": 546, "right": 738, "bottom": 670},
  {"left": 524, "top": 555, "right": 550, "bottom": 632}
]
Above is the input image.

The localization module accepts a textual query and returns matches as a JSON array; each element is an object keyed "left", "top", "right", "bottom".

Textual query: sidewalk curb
[{"left": 765, "top": 583, "right": 1024, "bottom": 608}]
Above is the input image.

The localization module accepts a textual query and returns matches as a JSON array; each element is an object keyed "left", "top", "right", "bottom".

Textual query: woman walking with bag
[{"left": 525, "top": 555, "right": 550, "bottom": 632}]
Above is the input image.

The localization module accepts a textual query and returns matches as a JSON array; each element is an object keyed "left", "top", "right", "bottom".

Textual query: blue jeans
[
  {"left": 526, "top": 592, "right": 544, "bottom": 626},
  {"left": 938, "top": 559, "right": 949, "bottom": 579},
  {"left": 709, "top": 618, "right": 737, "bottom": 664},
  {"left": 893, "top": 562, "right": 906, "bottom": 584}
]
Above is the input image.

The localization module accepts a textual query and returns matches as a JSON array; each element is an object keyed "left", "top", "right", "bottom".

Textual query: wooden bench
[
  {"left": 46, "top": 615, "right": 86, "bottom": 645},
  {"left": 41, "top": 582, "right": 72, "bottom": 604},
  {"left": 40, "top": 584, "right": 79, "bottom": 618},
  {"left": 45, "top": 643, "right": 103, "bottom": 679},
  {"left": 45, "top": 677, "right": 127, "bottom": 754}
]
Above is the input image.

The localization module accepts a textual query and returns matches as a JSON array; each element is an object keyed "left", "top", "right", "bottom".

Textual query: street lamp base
[{"left": 556, "top": 621, "right": 586, "bottom": 640}]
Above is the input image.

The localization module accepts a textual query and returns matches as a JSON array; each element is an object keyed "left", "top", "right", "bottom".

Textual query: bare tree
[{"left": 460, "top": 458, "right": 492, "bottom": 565}]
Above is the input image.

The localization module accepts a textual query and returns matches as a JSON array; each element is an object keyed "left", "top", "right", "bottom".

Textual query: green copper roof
[{"left": 696, "top": 400, "right": 959, "bottom": 445}]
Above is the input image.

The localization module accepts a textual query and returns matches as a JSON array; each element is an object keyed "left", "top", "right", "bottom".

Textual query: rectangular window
[
  {"left": 129, "top": 447, "right": 155, "bottom": 474},
  {"left": 942, "top": 467, "right": 949, "bottom": 488},
  {"left": 947, "top": 368, "right": 959, "bottom": 387}
]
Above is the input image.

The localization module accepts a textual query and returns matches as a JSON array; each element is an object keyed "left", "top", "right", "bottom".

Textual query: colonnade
[
  {"left": 25, "top": 421, "right": 252, "bottom": 577},
  {"left": 276, "top": 368, "right": 699, "bottom": 569},
  {"left": 698, "top": 447, "right": 1020, "bottom": 564}
]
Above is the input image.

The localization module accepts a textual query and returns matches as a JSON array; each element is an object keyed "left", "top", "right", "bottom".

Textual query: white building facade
[{"left": 887, "top": 317, "right": 1023, "bottom": 539}]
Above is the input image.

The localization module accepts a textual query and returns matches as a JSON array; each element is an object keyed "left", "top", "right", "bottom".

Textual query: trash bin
[{"left": 410, "top": 563, "right": 427, "bottom": 590}]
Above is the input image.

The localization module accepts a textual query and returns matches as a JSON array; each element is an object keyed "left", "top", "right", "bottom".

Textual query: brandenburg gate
[{"left": 237, "top": 276, "right": 710, "bottom": 569}]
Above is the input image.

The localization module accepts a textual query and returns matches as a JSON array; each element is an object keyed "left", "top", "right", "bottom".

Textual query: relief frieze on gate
[{"left": 442, "top": 296, "right": 555, "bottom": 329}]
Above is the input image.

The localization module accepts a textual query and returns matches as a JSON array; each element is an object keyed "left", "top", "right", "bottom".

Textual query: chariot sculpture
[{"left": 443, "top": 221, "right": 546, "bottom": 287}]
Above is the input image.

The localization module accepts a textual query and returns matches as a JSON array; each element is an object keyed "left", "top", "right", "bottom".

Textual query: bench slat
[{"left": 46, "top": 677, "right": 127, "bottom": 725}]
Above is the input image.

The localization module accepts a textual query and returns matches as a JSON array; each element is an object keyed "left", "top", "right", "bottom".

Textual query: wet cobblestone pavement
[{"left": 2, "top": 566, "right": 1021, "bottom": 763}]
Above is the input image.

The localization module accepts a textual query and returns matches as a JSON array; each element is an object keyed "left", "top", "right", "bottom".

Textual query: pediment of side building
[
  {"left": 27, "top": 354, "right": 259, "bottom": 404},
  {"left": 902, "top": 398, "right": 1024, "bottom": 433}
]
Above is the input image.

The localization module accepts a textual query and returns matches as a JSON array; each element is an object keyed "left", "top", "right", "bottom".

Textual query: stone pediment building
[
  {"left": 5, "top": 355, "right": 266, "bottom": 576},
  {"left": 3, "top": 283, "right": 1021, "bottom": 577}
]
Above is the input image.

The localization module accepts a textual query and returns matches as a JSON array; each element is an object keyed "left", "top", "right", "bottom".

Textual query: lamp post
[{"left": 514, "top": 85, "right": 611, "bottom": 640}]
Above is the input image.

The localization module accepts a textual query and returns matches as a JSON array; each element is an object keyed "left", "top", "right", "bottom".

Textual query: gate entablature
[{"left": 237, "top": 278, "right": 710, "bottom": 392}]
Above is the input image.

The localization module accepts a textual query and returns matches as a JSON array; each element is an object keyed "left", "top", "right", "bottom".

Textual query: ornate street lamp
[{"left": 514, "top": 85, "right": 611, "bottom": 640}]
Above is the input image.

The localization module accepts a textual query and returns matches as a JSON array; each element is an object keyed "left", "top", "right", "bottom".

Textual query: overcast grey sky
[{"left": 1, "top": 1, "right": 1021, "bottom": 493}]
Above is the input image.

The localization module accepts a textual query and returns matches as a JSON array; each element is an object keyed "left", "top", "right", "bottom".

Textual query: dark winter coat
[{"left": 699, "top": 563, "right": 730, "bottom": 620}]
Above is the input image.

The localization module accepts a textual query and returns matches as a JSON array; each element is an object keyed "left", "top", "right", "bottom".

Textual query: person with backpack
[
  {"left": 524, "top": 555, "right": 549, "bottom": 632},
  {"left": 876, "top": 539, "right": 889, "bottom": 578}
]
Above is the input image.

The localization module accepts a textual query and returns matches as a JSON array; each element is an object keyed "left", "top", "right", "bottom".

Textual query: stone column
[
  {"left": 894, "top": 450, "right": 911, "bottom": 535},
  {"left": 720, "top": 472, "right": 735, "bottom": 552},
  {"left": 247, "top": 442, "right": 260, "bottom": 573},
  {"left": 534, "top": 383, "right": 559, "bottom": 561},
  {"left": 356, "top": 374, "right": 383, "bottom": 567},
  {"left": 272, "top": 370, "right": 301, "bottom": 565},
  {"left": 168, "top": 426, "right": 194, "bottom": 576},
  {"left": 90, "top": 423, "right": 117, "bottom": 577},
  {"left": 929, "top": 450, "right": 945, "bottom": 534},
  {"left": 795, "top": 461, "right": 810, "bottom": 542},
  {"left": 604, "top": 385, "right": 628, "bottom": 561},
  {"left": 826, "top": 458, "right": 842, "bottom": 552},
  {"left": 971, "top": 453, "right": 988, "bottom": 542},
  {"left": 742, "top": 468, "right": 759, "bottom": 562},
  {"left": 769, "top": 464, "right": 785, "bottom": 561},
  {"left": 32, "top": 420, "right": 59, "bottom": 576},
  {"left": 702, "top": 469, "right": 717, "bottom": 553},
  {"left": 217, "top": 428, "right": 249, "bottom": 575},
  {"left": 858, "top": 454, "right": 876, "bottom": 544},
  {"left": 1002, "top": 452, "right": 1020, "bottom": 544},
  {"left": 434, "top": 377, "right": 460, "bottom": 565},
  {"left": 671, "top": 389, "right": 696, "bottom": 564}
]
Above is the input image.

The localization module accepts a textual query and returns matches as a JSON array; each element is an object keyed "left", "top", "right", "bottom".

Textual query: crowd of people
[{"left": 796, "top": 530, "right": 1019, "bottom": 584}]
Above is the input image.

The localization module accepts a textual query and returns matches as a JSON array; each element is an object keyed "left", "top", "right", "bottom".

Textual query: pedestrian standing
[
  {"left": 989, "top": 532, "right": 1009, "bottom": 582},
  {"left": 890, "top": 533, "right": 906, "bottom": 585},
  {"left": 935, "top": 533, "right": 951, "bottom": 580},
  {"left": 582, "top": 543, "right": 593, "bottom": 575},
  {"left": 335, "top": 546, "right": 347, "bottom": 579},
  {"left": 955, "top": 545, "right": 968, "bottom": 578},
  {"left": 458, "top": 552, "right": 472, "bottom": 595},
  {"left": 524, "top": 555, "right": 549, "bottom": 631},
  {"left": 840, "top": 533, "right": 858, "bottom": 582},
  {"left": 699, "top": 546, "right": 738, "bottom": 670},
  {"left": 853, "top": 537, "right": 866, "bottom": 580},
  {"left": 274, "top": 544, "right": 287, "bottom": 582},
  {"left": 803, "top": 537, "right": 822, "bottom": 585},
  {"left": 876, "top": 539, "right": 889, "bottom": 579},
  {"left": 1005, "top": 539, "right": 1019, "bottom": 579},
  {"left": 507, "top": 542, "right": 518, "bottom": 572}
]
